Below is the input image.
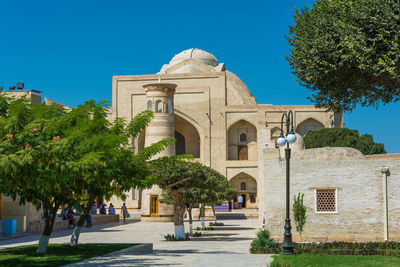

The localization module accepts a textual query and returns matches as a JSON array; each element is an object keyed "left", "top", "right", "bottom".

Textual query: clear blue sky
[{"left": 1, "top": 0, "right": 399, "bottom": 152}]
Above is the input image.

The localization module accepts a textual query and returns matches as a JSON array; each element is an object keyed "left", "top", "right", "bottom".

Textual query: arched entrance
[
  {"left": 296, "top": 118, "right": 324, "bottom": 136},
  {"left": 229, "top": 172, "right": 257, "bottom": 209},
  {"left": 174, "top": 114, "right": 200, "bottom": 158},
  {"left": 227, "top": 120, "right": 257, "bottom": 160}
]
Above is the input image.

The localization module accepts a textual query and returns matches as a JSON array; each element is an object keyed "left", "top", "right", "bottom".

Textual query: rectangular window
[{"left": 315, "top": 188, "right": 337, "bottom": 213}]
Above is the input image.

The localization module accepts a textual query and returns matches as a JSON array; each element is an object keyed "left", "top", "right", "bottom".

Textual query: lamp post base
[{"left": 281, "top": 218, "right": 295, "bottom": 255}]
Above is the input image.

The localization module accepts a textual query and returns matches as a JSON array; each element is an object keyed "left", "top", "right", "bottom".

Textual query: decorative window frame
[
  {"left": 239, "top": 132, "right": 248, "bottom": 143},
  {"left": 147, "top": 100, "right": 153, "bottom": 111},
  {"left": 155, "top": 99, "right": 163, "bottom": 113},
  {"left": 314, "top": 188, "right": 338, "bottom": 214},
  {"left": 240, "top": 181, "right": 247, "bottom": 191}
]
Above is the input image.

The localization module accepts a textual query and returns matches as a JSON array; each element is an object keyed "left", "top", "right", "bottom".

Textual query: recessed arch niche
[{"left": 174, "top": 114, "right": 200, "bottom": 158}]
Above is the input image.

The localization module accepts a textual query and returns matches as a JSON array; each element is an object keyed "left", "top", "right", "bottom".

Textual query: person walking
[
  {"left": 121, "top": 203, "right": 129, "bottom": 222},
  {"left": 238, "top": 195, "right": 244, "bottom": 209}
]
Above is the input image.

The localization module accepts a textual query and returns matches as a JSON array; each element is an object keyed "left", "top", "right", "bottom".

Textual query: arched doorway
[
  {"left": 174, "top": 114, "right": 200, "bottom": 158},
  {"left": 296, "top": 118, "right": 325, "bottom": 136},
  {"left": 175, "top": 131, "right": 186, "bottom": 155},
  {"left": 227, "top": 120, "right": 257, "bottom": 160},
  {"left": 229, "top": 172, "right": 257, "bottom": 209}
]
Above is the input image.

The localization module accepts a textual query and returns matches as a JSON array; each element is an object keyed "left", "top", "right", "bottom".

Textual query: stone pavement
[{"left": 0, "top": 219, "right": 273, "bottom": 266}]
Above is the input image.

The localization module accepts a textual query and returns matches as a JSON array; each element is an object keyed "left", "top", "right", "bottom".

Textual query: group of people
[
  {"left": 90, "top": 202, "right": 116, "bottom": 215},
  {"left": 59, "top": 202, "right": 130, "bottom": 228},
  {"left": 60, "top": 206, "right": 77, "bottom": 228}
]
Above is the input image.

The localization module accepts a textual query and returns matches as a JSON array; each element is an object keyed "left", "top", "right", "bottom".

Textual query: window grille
[
  {"left": 239, "top": 132, "right": 247, "bottom": 142},
  {"left": 316, "top": 189, "right": 336, "bottom": 213},
  {"left": 240, "top": 181, "right": 246, "bottom": 191}
]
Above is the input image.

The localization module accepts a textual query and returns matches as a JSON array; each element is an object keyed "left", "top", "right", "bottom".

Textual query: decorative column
[
  {"left": 381, "top": 167, "right": 389, "bottom": 241},
  {"left": 141, "top": 83, "right": 177, "bottom": 222}
]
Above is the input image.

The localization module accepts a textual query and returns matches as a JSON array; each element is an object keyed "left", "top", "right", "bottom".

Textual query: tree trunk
[
  {"left": 187, "top": 205, "right": 193, "bottom": 236},
  {"left": 37, "top": 235, "right": 50, "bottom": 255},
  {"left": 200, "top": 203, "right": 205, "bottom": 228},
  {"left": 212, "top": 206, "right": 217, "bottom": 224},
  {"left": 70, "top": 200, "right": 93, "bottom": 246},
  {"left": 37, "top": 204, "right": 58, "bottom": 254},
  {"left": 172, "top": 191, "right": 186, "bottom": 240}
]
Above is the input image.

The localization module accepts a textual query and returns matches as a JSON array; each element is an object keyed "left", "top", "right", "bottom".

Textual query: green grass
[
  {"left": 0, "top": 243, "right": 136, "bottom": 267},
  {"left": 272, "top": 254, "right": 400, "bottom": 267}
]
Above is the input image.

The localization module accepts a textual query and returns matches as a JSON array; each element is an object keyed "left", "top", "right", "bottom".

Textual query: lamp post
[{"left": 276, "top": 110, "right": 297, "bottom": 255}]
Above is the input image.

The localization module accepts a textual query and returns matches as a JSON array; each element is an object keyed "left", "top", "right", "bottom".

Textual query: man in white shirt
[{"left": 238, "top": 195, "right": 244, "bottom": 209}]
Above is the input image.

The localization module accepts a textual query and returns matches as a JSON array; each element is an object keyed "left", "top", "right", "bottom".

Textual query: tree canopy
[
  {"left": 287, "top": 0, "right": 400, "bottom": 111},
  {"left": 0, "top": 96, "right": 172, "bottom": 253},
  {"left": 58, "top": 101, "right": 173, "bottom": 246},
  {"left": 157, "top": 159, "right": 236, "bottom": 235},
  {"left": 303, "top": 128, "right": 386, "bottom": 155}
]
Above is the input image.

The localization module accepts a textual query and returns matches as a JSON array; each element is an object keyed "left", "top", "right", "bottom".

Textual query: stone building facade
[
  {"left": 260, "top": 146, "right": 400, "bottom": 242},
  {"left": 109, "top": 48, "right": 342, "bottom": 221}
]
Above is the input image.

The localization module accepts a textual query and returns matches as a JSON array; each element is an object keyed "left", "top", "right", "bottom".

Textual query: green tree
[
  {"left": 160, "top": 165, "right": 236, "bottom": 236},
  {"left": 303, "top": 128, "right": 386, "bottom": 155},
  {"left": 0, "top": 96, "right": 75, "bottom": 254},
  {"left": 293, "top": 193, "right": 307, "bottom": 242},
  {"left": 287, "top": 0, "right": 400, "bottom": 111},
  {"left": 152, "top": 158, "right": 235, "bottom": 239},
  {"left": 0, "top": 87, "right": 10, "bottom": 117},
  {"left": 0, "top": 97, "right": 172, "bottom": 254},
  {"left": 55, "top": 101, "right": 173, "bottom": 246}
]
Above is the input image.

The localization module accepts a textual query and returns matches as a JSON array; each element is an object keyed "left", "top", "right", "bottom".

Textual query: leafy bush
[
  {"left": 193, "top": 232, "right": 202, "bottom": 237},
  {"left": 196, "top": 227, "right": 214, "bottom": 231},
  {"left": 164, "top": 233, "right": 190, "bottom": 241},
  {"left": 303, "top": 128, "right": 386, "bottom": 155},
  {"left": 250, "top": 230, "right": 278, "bottom": 253},
  {"left": 209, "top": 222, "right": 224, "bottom": 226},
  {"left": 251, "top": 241, "right": 400, "bottom": 256}
]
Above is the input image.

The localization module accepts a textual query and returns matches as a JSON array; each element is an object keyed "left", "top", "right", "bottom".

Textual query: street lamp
[{"left": 277, "top": 110, "right": 296, "bottom": 255}]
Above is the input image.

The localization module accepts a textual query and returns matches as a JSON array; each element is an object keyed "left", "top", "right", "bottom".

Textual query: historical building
[
  {"left": 108, "top": 48, "right": 342, "bottom": 221},
  {"left": 3, "top": 49, "right": 398, "bottom": 242}
]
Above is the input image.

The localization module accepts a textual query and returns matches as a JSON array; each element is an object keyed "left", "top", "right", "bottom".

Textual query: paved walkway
[{"left": 0, "top": 219, "right": 273, "bottom": 266}]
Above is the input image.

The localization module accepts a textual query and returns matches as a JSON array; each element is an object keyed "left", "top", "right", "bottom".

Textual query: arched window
[
  {"left": 240, "top": 181, "right": 246, "bottom": 191},
  {"left": 167, "top": 101, "right": 172, "bottom": 114},
  {"left": 155, "top": 100, "right": 162, "bottom": 113},
  {"left": 239, "top": 132, "right": 247, "bottom": 143},
  {"left": 147, "top": 100, "right": 152, "bottom": 111}
]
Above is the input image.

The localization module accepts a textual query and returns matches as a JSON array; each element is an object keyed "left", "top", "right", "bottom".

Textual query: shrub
[
  {"left": 164, "top": 233, "right": 190, "bottom": 241},
  {"left": 209, "top": 222, "right": 224, "bottom": 226},
  {"left": 193, "top": 232, "right": 202, "bottom": 237},
  {"left": 293, "top": 193, "right": 306, "bottom": 241},
  {"left": 251, "top": 241, "right": 400, "bottom": 255},
  {"left": 196, "top": 227, "right": 214, "bottom": 231},
  {"left": 250, "top": 230, "right": 278, "bottom": 253}
]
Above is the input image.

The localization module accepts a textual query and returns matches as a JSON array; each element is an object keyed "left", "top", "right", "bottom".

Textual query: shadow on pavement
[{"left": 0, "top": 219, "right": 139, "bottom": 248}]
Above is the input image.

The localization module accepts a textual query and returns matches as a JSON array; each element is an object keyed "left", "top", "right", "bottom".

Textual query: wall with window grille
[{"left": 260, "top": 147, "right": 400, "bottom": 242}]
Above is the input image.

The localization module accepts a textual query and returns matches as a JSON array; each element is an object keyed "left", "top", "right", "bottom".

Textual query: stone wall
[
  {"left": 260, "top": 147, "right": 400, "bottom": 242},
  {"left": 2, "top": 196, "right": 41, "bottom": 232}
]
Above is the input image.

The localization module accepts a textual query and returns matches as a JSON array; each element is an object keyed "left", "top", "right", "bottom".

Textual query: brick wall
[{"left": 260, "top": 147, "right": 400, "bottom": 242}]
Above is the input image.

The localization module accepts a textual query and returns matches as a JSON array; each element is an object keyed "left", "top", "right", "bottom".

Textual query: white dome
[{"left": 169, "top": 48, "right": 218, "bottom": 67}]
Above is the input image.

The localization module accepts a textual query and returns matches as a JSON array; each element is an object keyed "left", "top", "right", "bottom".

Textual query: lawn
[
  {"left": 272, "top": 254, "right": 400, "bottom": 267},
  {"left": 0, "top": 243, "right": 136, "bottom": 267}
]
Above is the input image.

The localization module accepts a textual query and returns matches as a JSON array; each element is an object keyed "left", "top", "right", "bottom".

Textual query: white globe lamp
[
  {"left": 286, "top": 132, "right": 297, "bottom": 144},
  {"left": 277, "top": 136, "right": 287, "bottom": 147}
]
